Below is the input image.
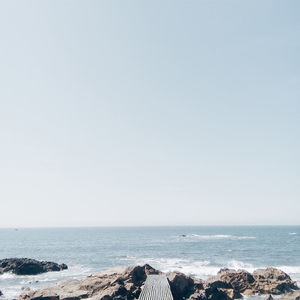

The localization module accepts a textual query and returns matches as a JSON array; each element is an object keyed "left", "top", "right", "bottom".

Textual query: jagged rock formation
[
  {"left": 0, "top": 258, "right": 68, "bottom": 275},
  {"left": 18, "top": 265, "right": 298, "bottom": 300},
  {"left": 207, "top": 267, "right": 298, "bottom": 295}
]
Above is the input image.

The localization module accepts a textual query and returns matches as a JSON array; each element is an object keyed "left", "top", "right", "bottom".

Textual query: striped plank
[{"left": 139, "top": 275, "right": 173, "bottom": 300}]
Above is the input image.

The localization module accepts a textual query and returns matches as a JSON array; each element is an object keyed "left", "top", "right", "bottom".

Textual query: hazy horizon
[
  {"left": 1, "top": 225, "right": 300, "bottom": 229},
  {"left": 1, "top": 0, "right": 299, "bottom": 227}
]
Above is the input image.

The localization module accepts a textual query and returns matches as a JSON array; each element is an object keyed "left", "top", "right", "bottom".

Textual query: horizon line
[{"left": 0, "top": 224, "right": 299, "bottom": 229}]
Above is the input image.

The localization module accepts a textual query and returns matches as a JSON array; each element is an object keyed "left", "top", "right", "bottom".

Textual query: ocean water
[{"left": 0, "top": 226, "right": 299, "bottom": 300}]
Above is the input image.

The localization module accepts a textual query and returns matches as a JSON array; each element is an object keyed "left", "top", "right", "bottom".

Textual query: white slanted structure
[{"left": 138, "top": 275, "right": 174, "bottom": 300}]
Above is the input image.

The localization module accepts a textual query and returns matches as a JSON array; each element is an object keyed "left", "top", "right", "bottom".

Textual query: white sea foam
[
  {"left": 0, "top": 273, "right": 17, "bottom": 280},
  {"left": 289, "top": 232, "right": 297, "bottom": 235},
  {"left": 226, "top": 259, "right": 255, "bottom": 272},
  {"left": 122, "top": 256, "right": 300, "bottom": 284},
  {"left": 180, "top": 234, "right": 256, "bottom": 240},
  {"left": 119, "top": 256, "right": 258, "bottom": 279},
  {"left": 190, "top": 234, "right": 232, "bottom": 239},
  {"left": 278, "top": 265, "right": 300, "bottom": 275}
]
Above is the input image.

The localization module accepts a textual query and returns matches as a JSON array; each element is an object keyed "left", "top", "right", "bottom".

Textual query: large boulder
[
  {"left": 167, "top": 271, "right": 238, "bottom": 300},
  {"left": 167, "top": 272, "right": 196, "bottom": 300},
  {"left": 207, "top": 269, "right": 255, "bottom": 293},
  {"left": 252, "top": 268, "right": 298, "bottom": 295},
  {"left": 208, "top": 267, "right": 298, "bottom": 296},
  {"left": 0, "top": 258, "right": 67, "bottom": 275}
]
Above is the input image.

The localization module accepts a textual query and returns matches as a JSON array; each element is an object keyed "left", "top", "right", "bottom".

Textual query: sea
[{"left": 0, "top": 226, "right": 299, "bottom": 300}]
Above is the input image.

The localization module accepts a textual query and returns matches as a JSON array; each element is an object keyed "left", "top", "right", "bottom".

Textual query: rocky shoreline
[{"left": 17, "top": 264, "right": 299, "bottom": 300}]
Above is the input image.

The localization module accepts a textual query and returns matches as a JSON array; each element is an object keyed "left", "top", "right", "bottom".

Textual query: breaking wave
[
  {"left": 180, "top": 234, "right": 256, "bottom": 240},
  {"left": 119, "top": 257, "right": 257, "bottom": 278},
  {"left": 119, "top": 256, "right": 300, "bottom": 284}
]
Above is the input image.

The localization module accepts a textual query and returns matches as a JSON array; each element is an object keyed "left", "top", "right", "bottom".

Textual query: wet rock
[
  {"left": 0, "top": 258, "right": 68, "bottom": 275},
  {"left": 265, "top": 295, "right": 274, "bottom": 300},
  {"left": 0, "top": 290, "right": 3, "bottom": 296}
]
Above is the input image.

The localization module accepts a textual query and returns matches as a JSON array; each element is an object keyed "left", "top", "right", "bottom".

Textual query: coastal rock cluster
[
  {"left": 19, "top": 264, "right": 159, "bottom": 300},
  {"left": 0, "top": 258, "right": 68, "bottom": 275},
  {"left": 19, "top": 264, "right": 298, "bottom": 300},
  {"left": 207, "top": 267, "right": 298, "bottom": 295}
]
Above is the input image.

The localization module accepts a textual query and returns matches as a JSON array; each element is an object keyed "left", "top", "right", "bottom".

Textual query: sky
[{"left": 0, "top": 0, "right": 299, "bottom": 227}]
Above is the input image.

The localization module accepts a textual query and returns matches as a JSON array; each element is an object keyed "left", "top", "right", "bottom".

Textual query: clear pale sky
[{"left": 0, "top": 1, "right": 299, "bottom": 227}]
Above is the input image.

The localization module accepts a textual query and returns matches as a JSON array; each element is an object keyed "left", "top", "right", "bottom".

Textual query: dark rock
[
  {"left": 167, "top": 272, "right": 195, "bottom": 300},
  {"left": 204, "top": 287, "right": 231, "bottom": 300},
  {"left": 208, "top": 269, "right": 255, "bottom": 293},
  {"left": 127, "top": 264, "right": 159, "bottom": 285},
  {"left": 207, "top": 280, "right": 233, "bottom": 290},
  {"left": 0, "top": 290, "right": 3, "bottom": 296},
  {"left": 265, "top": 295, "right": 273, "bottom": 300},
  {"left": 0, "top": 258, "right": 68, "bottom": 276}
]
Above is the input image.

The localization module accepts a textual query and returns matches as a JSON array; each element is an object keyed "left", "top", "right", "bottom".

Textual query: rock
[
  {"left": 0, "top": 258, "right": 68, "bottom": 275},
  {"left": 167, "top": 272, "right": 195, "bottom": 300},
  {"left": 281, "top": 291, "right": 300, "bottom": 300},
  {"left": 0, "top": 290, "right": 3, "bottom": 296},
  {"left": 18, "top": 265, "right": 298, "bottom": 300},
  {"left": 19, "top": 265, "right": 159, "bottom": 300},
  {"left": 265, "top": 295, "right": 274, "bottom": 300},
  {"left": 252, "top": 268, "right": 298, "bottom": 294},
  {"left": 203, "top": 287, "right": 232, "bottom": 300},
  {"left": 188, "top": 291, "right": 207, "bottom": 300},
  {"left": 243, "top": 289, "right": 257, "bottom": 295},
  {"left": 167, "top": 271, "right": 237, "bottom": 300},
  {"left": 220, "top": 289, "right": 243, "bottom": 299},
  {"left": 208, "top": 269, "right": 255, "bottom": 293},
  {"left": 209, "top": 267, "right": 298, "bottom": 296}
]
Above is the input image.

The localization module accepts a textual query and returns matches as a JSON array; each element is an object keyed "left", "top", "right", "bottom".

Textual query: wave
[
  {"left": 119, "top": 256, "right": 257, "bottom": 278},
  {"left": 180, "top": 234, "right": 256, "bottom": 240},
  {"left": 289, "top": 232, "right": 297, "bottom": 235},
  {"left": 279, "top": 266, "right": 300, "bottom": 274},
  {"left": 119, "top": 256, "right": 300, "bottom": 284}
]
